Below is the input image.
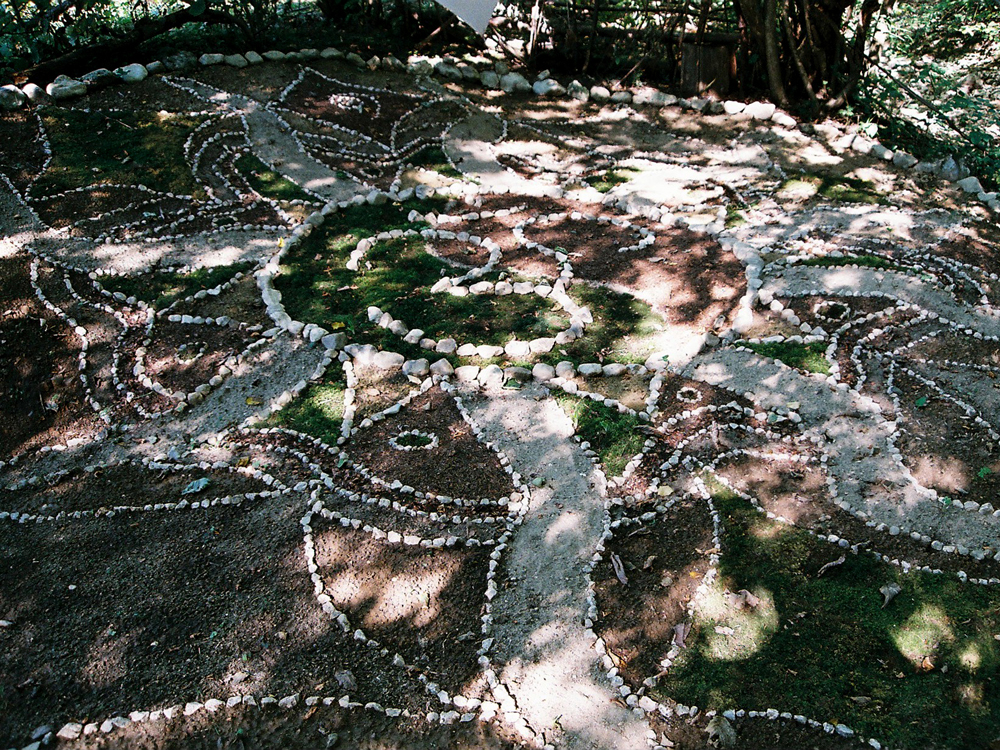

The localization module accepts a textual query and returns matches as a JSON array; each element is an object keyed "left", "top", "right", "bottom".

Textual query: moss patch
[
  {"left": 99, "top": 262, "right": 256, "bottom": 310},
  {"left": 799, "top": 254, "right": 905, "bottom": 273},
  {"left": 234, "top": 153, "right": 316, "bottom": 203},
  {"left": 546, "top": 285, "right": 665, "bottom": 366},
  {"left": 656, "top": 493, "right": 1000, "bottom": 750},
  {"left": 275, "top": 204, "right": 569, "bottom": 351},
  {"left": 557, "top": 394, "right": 644, "bottom": 477},
  {"left": 35, "top": 109, "right": 206, "bottom": 198},
  {"left": 778, "top": 173, "right": 884, "bottom": 205},
  {"left": 584, "top": 167, "right": 639, "bottom": 193},
  {"left": 744, "top": 340, "right": 831, "bottom": 375},
  {"left": 407, "top": 146, "right": 464, "bottom": 180},
  {"left": 261, "top": 360, "right": 346, "bottom": 444}
]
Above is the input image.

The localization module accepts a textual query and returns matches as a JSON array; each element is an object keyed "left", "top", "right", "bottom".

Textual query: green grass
[
  {"left": 799, "top": 254, "right": 905, "bottom": 272},
  {"left": 557, "top": 394, "right": 644, "bottom": 477},
  {"left": 725, "top": 204, "right": 748, "bottom": 228},
  {"left": 407, "top": 146, "right": 464, "bottom": 180},
  {"left": 100, "top": 262, "right": 256, "bottom": 310},
  {"left": 778, "top": 173, "right": 885, "bottom": 205},
  {"left": 275, "top": 203, "right": 569, "bottom": 350},
  {"left": 544, "top": 285, "right": 665, "bottom": 366},
  {"left": 35, "top": 109, "right": 207, "bottom": 197},
  {"left": 261, "top": 361, "right": 346, "bottom": 444},
  {"left": 657, "top": 492, "right": 1000, "bottom": 750},
  {"left": 744, "top": 340, "right": 831, "bottom": 375},
  {"left": 234, "top": 153, "right": 316, "bottom": 203},
  {"left": 584, "top": 167, "right": 639, "bottom": 193}
]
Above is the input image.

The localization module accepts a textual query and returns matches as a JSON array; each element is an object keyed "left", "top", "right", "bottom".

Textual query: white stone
[
  {"left": 633, "top": 88, "right": 676, "bottom": 107},
  {"left": 744, "top": 101, "right": 776, "bottom": 120},
  {"left": 46, "top": 77, "right": 87, "bottom": 100},
  {"left": 500, "top": 72, "right": 532, "bottom": 93},
  {"left": 567, "top": 80, "right": 589, "bottom": 102},
  {"left": 115, "top": 63, "right": 148, "bottom": 83},
  {"left": 590, "top": 85, "right": 611, "bottom": 102},
  {"left": 0, "top": 85, "right": 25, "bottom": 110},
  {"left": 533, "top": 79, "right": 565, "bottom": 97},
  {"left": 957, "top": 176, "right": 984, "bottom": 194},
  {"left": 403, "top": 358, "right": 430, "bottom": 377}
]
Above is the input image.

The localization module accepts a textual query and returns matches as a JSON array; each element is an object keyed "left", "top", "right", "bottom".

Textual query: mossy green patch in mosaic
[
  {"left": 557, "top": 394, "right": 644, "bottom": 477},
  {"left": 262, "top": 360, "right": 346, "bottom": 445},
  {"left": 799, "top": 254, "right": 905, "bottom": 273},
  {"left": 584, "top": 167, "right": 639, "bottom": 193},
  {"left": 36, "top": 109, "right": 207, "bottom": 198},
  {"left": 235, "top": 153, "right": 316, "bottom": 203},
  {"left": 407, "top": 146, "right": 465, "bottom": 180},
  {"left": 544, "top": 285, "right": 664, "bottom": 366},
  {"left": 655, "top": 491, "right": 1000, "bottom": 750},
  {"left": 100, "top": 261, "right": 256, "bottom": 310},
  {"left": 276, "top": 211, "right": 569, "bottom": 350},
  {"left": 744, "top": 340, "right": 831, "bottom": 375},
  {"left": 778, "top": 173, "right": 884, "bottom": 205}
]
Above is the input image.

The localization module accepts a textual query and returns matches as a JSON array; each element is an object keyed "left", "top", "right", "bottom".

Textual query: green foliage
[
  {"left": 550, "top": 285, "right": 664, "bottom": 366},
  {"left": 275, "top": 202, "right": 569, "bottom": 352},
  {"left": 657, "top": 494, "right": 1000, "bottom": 750},
  {"left": 798, "top": 254, "right": 903, "bottom": 272},
  {"left": 36, "top": 108, "right": 206, "bottom": 198},
  {"left": 744, "top": 340, "right": 831, "bottom": 375},
  {"left": 556, "top": 394, "right": 644, "bottom": 477},
  {"left": 234, "top": 153, "right": 315, "bottom": 203},
  {"left": 100, "top": 261, "right": 255, "bottom": 309},
  {"left": 261, "top": 359, "right": 346, "bottom": 443}
]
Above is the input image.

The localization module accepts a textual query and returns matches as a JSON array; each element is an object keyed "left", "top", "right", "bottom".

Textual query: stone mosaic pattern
[{"left": 1, "top": 45, "right": 999, "bottom": 750}]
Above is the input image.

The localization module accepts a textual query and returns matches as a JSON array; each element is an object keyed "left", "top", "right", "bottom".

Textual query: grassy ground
[
  {"left": 100, "top": 262, "right": 256, "bottom": 309},
  {"left": 778, "top": 174, "right": 884, "bottom": 205},
  {"left": 656, "top": 488, "right": 1000, "bottom": 750},
  {"left": 556, "top": 394, "right": 644, "bottom": 477},
  {"left": 544, "top": 285, "right": 665, "bottom": 366},
  {"left": 799, "top": 254, "right": 905, "bottom": 273},
  {"left": 744, "top": 340, "right": 831, "bottom": 375},
  {"left": 234, "top": 153, "right": 317, "bottom": 203},
  {"left": 35, "top": 109, "right": 206, "bottom": 198},
  {"left": 261, "top": 360, "right": 345, "bottom": 444},
  {"left": 406, "top": 146, "right": 464, "bottom": 180},
  {"left": 585, "top": 168, "right": 640, "bottom": 193},
  {"left": 276, "top": 204, "right": 569, "bottom": 350}
]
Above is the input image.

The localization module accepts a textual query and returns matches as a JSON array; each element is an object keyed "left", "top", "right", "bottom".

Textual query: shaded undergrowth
[{"left": 656, "top": 490, "right": 1000, "bottom": 750}]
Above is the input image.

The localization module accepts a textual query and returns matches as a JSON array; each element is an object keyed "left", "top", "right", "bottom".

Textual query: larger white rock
[
  {"left": 115, "top": 63, "right": 148, "bottom": 83},
  {"left": 0, "top": 85, "right": 25, "bottom": 110},
  {"left": 46, "top": 77, "right": 87, "bottom": 100},
  {"left": 744, "top": 101, "right": 776, "bottom": 120},
  {"left": 500, "top": 72, "right": 532, "bottom": 93}
]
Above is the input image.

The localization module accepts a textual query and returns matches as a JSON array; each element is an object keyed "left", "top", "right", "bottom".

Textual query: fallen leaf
[
  {"left": 817, "top": 555, "right": 846, "bottom": 577},
  {"left": 245, "top": 397, "right": 263, "bottom": 406},
  {"left": 918, "top": 655, "right": 935, "bottom": 672},
  {"left": 643, "top": 555, "right": 657, "bottom": 570},
  {"left": 706, "top": 714, "right": 737, "bottom": 748},
  {"left": 673, "top": 621, "right": 691, "bottom": 648},
  {"left": 611, "top": 553, "right": 629, "bottom": 586},
  {"left": 880, "top": 582, "right": 902, "bottom": 608}
]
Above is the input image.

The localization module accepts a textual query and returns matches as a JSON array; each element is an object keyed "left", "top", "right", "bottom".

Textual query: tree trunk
[
  {"left": 15, "top": 3, "right": 247, "bottom": 85},
  {"left": 733, "top": 0, "right": 884, "bottom": 110}
]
